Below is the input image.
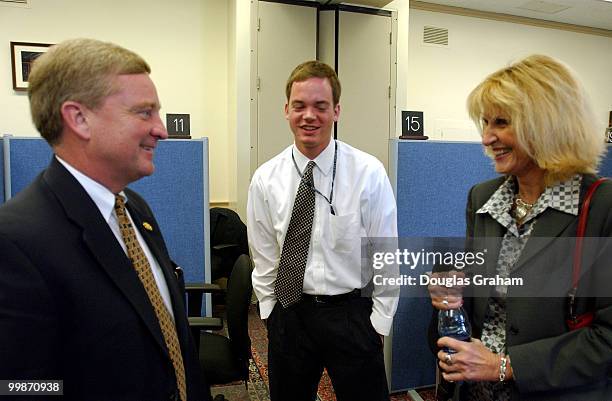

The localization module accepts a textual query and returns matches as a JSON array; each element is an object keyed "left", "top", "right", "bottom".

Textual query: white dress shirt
[
  {"left": 56, "top": 156, "right": 175, "bottom": 319},
  {"left": 247, "top": 140, "right": 399, "bottom": 335}
]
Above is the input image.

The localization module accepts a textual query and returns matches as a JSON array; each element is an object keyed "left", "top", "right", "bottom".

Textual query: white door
[
  {"left": 336, "top": 11, "right": 394, "bottom": 170},
  {"left": 256, "top": 1, "right": 317, "bottom": 167}
]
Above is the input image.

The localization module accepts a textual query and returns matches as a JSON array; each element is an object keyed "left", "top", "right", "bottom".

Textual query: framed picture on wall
[{"left": 10, "top": 42, "right": 54, "bottom": 91}]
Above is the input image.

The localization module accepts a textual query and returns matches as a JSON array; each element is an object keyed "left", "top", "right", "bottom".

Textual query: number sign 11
[{"left": 166, "top": 113, "right": 191, "bottom": 137}]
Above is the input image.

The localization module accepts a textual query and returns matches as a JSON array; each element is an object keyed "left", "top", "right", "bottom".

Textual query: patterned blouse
[{"left": 465, "top": 174, "right": 581, "bottom": 401}]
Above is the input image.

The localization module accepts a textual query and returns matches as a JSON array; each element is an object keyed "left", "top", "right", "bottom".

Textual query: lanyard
[{"left": 291, "top": 140, "right": 338, "bottom": 215}]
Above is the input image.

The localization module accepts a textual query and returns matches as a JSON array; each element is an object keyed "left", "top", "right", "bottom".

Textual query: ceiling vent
[
  {"left": 423, "top": 26, "right": 449, "bottom": 46},
  {"left": 0, "top": 0, "right": 29, "bottom": 6}
]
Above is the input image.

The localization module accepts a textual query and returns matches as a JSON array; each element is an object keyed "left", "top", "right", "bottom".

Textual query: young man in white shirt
[{"left": 247, "top": 60, "right": 399, "bottom": 401}]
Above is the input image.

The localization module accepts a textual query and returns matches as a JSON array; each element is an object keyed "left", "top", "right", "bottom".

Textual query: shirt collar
[
  {"left": 476, "top": 174, "right": 582, "bottom": 229},
  {"left": 55, "top": 155, "right": 126, "bottom": 223},
  {"left": 476, "top": 176, "right": 515, "bottom": 230},
  {"left": 291, "top": 139, "right": 336, "bottom": 177},
  {"left": 539, "top": 174, "right": 581, "bottom": 216}
]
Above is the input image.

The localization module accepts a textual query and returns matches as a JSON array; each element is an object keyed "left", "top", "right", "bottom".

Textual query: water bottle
[{"left": 438, "top": 305, "right": 471, "bottom": 354}]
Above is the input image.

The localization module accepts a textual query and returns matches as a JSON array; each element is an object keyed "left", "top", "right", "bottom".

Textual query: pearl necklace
[{"left": 513, "top": 197, "right": 535, "bottom": 222}]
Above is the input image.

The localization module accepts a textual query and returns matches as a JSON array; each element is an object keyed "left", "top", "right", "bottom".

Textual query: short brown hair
[
  {"left": 28, "top": 38, "right": 151, "bottom": 145},
  {"left": 285, "top": 60, "right": 341, "bottom": 105}
]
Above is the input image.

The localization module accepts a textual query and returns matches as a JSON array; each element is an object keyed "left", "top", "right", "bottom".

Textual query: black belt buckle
[
  {"left": 305, "top": 289, "right": 360, "bottom": 304},
  {"left": 313, "top": 295, "right": 327, "bottom": 304}
]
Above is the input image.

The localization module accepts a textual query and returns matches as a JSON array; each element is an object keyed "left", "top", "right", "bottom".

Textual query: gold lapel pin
[{"left": 142, "top": 222, "right": 153, "bottom": 232}]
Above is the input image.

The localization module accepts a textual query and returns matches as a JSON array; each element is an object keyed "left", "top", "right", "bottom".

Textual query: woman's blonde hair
[
  {"left": 28, "top": 38, "right": 150, "bottom": 145},
  {"left": 467, "top": 54, "right": 606, "bottom": 185}
]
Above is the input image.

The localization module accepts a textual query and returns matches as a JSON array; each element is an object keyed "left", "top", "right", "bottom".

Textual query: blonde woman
[{"left": 429, "top": 55, "right": 612, "bottom": 401}]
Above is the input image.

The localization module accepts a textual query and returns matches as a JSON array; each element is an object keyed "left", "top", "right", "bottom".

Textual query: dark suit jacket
[
  {"left": 432, "top": 174, "right": 612, "bottom": 401},
  {"left": 0, "top": 158, "right": 210, "bottom": 401}
]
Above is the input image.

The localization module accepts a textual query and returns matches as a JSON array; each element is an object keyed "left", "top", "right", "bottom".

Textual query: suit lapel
[
  {"left": 509, "top": 175, "right": 595, "bottom": 273},
  {"left": 126, "top": 199, "right": 194, "bottom": 361},
  {"left": 43, "top": 159, "right": 170, "bottom": 356},
  {"left": 467, "top": 178, "right": 506, "bottom": 329},
  {"left": 470, "top": 177, "right": 577, "bottom": 275},
  {"left": 126, "top": 201, "right": 187, "bottom": 317},
  {"left": 513, "top": 208, "right": 575, "bottom": 272},
  {"left": 471, "top": 213, "right": 504, "bottom": 325}
]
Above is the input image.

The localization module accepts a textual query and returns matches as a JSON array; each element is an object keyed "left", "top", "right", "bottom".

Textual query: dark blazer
[
  {"left": 0, "top": 158, "right": 210, "bottom": 401},
  {"left": 432, "top": 174, "right": 612, "bottom": 401}
]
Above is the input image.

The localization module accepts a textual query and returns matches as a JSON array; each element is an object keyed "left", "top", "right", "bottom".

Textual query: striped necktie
[{"left": 114, "top": 195, "right": 187, "bottom": 401}]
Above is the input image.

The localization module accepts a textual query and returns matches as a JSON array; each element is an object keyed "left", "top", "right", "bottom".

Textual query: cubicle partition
[
  {"left": 389, "top": 139, "right": 497, "bottom": 391},
  {"left": 1, "top": 136, "right": 212, "bottom": 315},
  {"left": 0, "top": 137, "right": 5, "bottom": 203},
  {"left": 6, "top": 137, "right": 53, "bottom": 197},
  {"left": 389, "top": 140, "right": 612, "bottom": 392},
  {"left": 601, "top": 146, "right": 612, "bottom": 177}
]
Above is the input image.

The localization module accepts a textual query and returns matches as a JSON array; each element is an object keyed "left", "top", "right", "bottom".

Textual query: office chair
[
  {"left": 188, "top": 254, "right": 253, "bottom": 386},
  {"left": 209, "top": 208, "right": 249, "bottom": 282}
]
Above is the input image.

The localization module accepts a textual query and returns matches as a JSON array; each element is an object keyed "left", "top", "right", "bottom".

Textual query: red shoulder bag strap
[{"left": 567, "top": 177, "right": 609, "bottom": 330}]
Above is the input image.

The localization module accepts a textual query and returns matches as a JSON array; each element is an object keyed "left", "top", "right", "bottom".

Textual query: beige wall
[
  {"left": 387, "top": 0, "right": 409, "bottom": 137},
  {"left": 202, "top": 0, "right": 230, "bottom": 204},
  {"left": 407, "top": 9, "right": 612, "bottom": 141},
  {"left": 0, "top": 0, "right": 232, "bottom": 203}
]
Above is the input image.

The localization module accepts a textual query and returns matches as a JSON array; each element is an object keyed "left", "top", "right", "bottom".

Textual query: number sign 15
[{"left": 401, "top": 111, "right": 424, "bottom": 137}]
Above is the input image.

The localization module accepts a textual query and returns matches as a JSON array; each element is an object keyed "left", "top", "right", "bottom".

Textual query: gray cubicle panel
[
  {"left": 389, "top": 139, "right": 498, "bottom": 392},
  {"left": 5, "top": 136, "right": 211, "bottom": 314}
]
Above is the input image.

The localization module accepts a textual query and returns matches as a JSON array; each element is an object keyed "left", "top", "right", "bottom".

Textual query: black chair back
[
  {"left": 210, "top": 208, "right": 248, "bottom": 281},
  {"left": 225, "top": 254, "right": 253, "bottom": 364}
]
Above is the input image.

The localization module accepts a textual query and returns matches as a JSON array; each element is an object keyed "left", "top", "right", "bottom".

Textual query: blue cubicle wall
[
  {"left": 3, "top": 137, "right": 211, "bottom": 314},
  {"left": 390, "top": 140, "right": 612, "bottom": 392},
  {"left": 390, "top": 140, "right": 500, "bottom": 392},
  {"left": 601, "top": 146, "right": 612, "bottom": 177},
  {"left": 0, "top": 137, "right": 4, "bottom": 203},
  {"left": 7, "top": 137, "right": 52, "bottom": 196},
  {"left": 129, "top": 140, "right": 209, "bottom": 286}
]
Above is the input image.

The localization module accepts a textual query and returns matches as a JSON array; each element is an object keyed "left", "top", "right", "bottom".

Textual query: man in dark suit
[{"left": 0, "top": 38, "right": 211, "bottom": 401}]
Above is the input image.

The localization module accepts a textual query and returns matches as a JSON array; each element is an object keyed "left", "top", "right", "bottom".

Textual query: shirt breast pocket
[{"left": 329, "top": 212, "right": 360, "bottom": 253}]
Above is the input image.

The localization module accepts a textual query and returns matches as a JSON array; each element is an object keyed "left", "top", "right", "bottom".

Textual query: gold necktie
[{"left": 114, "top": 195, "right": 186, "bottom": 401}]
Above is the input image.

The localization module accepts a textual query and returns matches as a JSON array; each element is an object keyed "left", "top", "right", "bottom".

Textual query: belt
[{"left": 301, "top": 289, "right": 361, "bottom": 304}]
